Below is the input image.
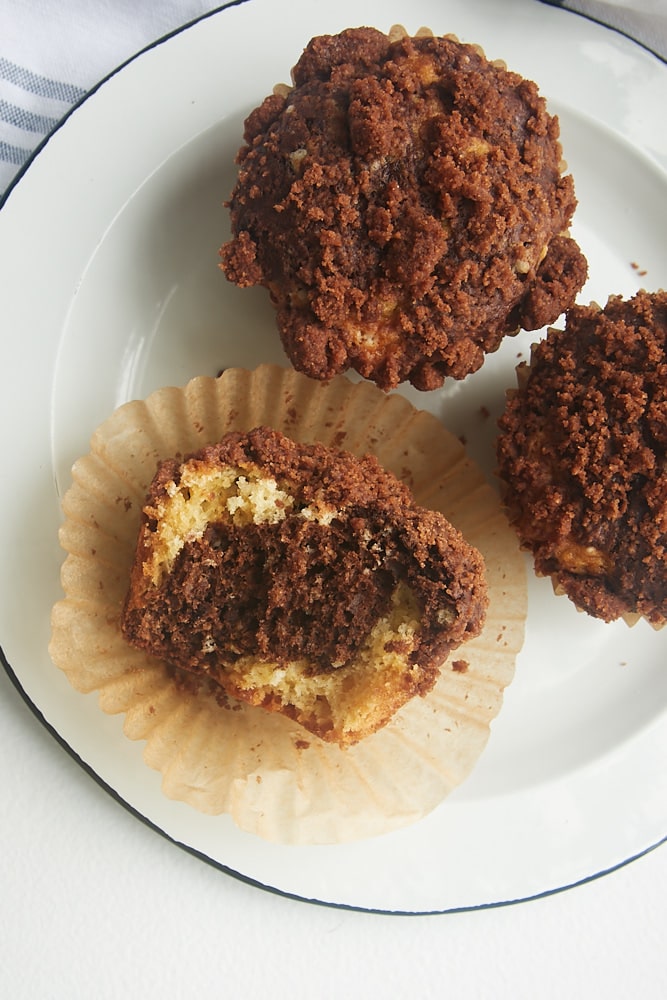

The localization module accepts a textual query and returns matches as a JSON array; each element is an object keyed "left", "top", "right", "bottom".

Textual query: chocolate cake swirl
[{"left": 121, "top": 426, "right": 488, "bottom": 744}]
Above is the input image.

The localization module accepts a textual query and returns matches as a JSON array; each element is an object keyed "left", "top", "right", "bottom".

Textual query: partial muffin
[
  {"left": 220, "top": 26, "right": 587, "bottom": 391},
  {"left": 121, "top": 425, "right": 488, "bottom": 746},
  {"left": 496, "top": 290, "right": 667, "bottom": 626}
]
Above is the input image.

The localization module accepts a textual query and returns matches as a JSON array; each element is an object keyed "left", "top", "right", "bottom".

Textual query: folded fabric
[
  {"left": 0, "top": 0, "right": 222, "bottom": 197},
  {"left": 1, "top": 0, "right": 665, "bottom": 200},
  {"left": 537, "top": 1, "right": 667, "bottom": 61}
]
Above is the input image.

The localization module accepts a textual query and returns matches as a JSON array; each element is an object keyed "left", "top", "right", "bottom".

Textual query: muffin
[
  {"left": 121, "top": 425, "right": 488, "bottom": 746},
  {"left": 50, "top": 366, "right": 527, "bottom": 843},
  {"left": 220, "top": 26, "right": 587, "bottom": 391},
  {"left": 496, "top": 290, "right": 667, "bottom": 626}
]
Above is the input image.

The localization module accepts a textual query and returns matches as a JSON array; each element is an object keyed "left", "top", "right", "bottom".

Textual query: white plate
[{"left": 1, "top": 0, "right": 666, "bottom": 914}]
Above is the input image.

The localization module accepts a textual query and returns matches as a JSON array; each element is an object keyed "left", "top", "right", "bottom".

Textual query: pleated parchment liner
[{"left": 50, "top": 365, "right": 527, "bottom": 845}]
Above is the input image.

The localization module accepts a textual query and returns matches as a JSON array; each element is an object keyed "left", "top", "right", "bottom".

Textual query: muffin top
[
  {"left": 220, "top": 27, "right": 587, "bottom": 390},
  {"left": 496, "top": 290, "right": 667, "bottom": 625}
]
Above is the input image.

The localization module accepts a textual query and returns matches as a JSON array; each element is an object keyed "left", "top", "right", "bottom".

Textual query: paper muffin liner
[{"left": 50, "top": 364, "right": 527, "bottom": 844}]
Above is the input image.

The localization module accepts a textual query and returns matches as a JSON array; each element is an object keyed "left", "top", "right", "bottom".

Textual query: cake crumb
[{"left": 121, "top": 426, "right": 488, "bottom": 746}]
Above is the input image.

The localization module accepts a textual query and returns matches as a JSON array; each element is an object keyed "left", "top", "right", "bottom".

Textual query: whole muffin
[
  {"left": 220, "top": 26, "right": 587, "bottom": 391},
  {"left": 496, "top": 290, "right": 667, "bottom": 626}
]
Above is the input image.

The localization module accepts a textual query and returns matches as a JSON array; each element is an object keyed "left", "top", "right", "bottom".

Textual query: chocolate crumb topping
[
  {"left": 497, "top": 290, "right": 667, "bottom": 625},
  {"left": 220, "top": 27, "right": 586, "bottom": 391}
]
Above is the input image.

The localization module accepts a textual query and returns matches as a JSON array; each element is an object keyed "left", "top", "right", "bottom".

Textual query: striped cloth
[
  {"left": 0, "top": 56, "right": 87, "bottom": 186},
  {"left": 0, "top": 0, "right": 222, "bottom": 198},
  {"left": 1, "top": 0, "right": 665, "bottom": 200}
]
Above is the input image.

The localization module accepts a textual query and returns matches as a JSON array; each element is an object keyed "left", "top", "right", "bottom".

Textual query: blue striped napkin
[
  {"left": 0, "top": 0, "right": 222, "bottom": 198},
  {"left": 1, "top": 0, "right": 665, "bottom": 200},
  {"left": 0, "top": 56, "right": 87, "bottom": 190}
]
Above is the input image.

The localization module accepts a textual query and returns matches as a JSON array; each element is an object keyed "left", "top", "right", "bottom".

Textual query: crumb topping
[
  {"left": 497, "top": 290, "right": 667, "bottom": 624},
  {"left": 220, "top": 27, "right": 586, "bottom": 390}
]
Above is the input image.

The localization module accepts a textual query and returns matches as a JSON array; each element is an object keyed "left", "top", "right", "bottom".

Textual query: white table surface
[
  {"left": 2, "top": 624, "right": 665, "bottom": 999},
  {"left": 1, "top": 2, "right": 665, "bottom": 996}
]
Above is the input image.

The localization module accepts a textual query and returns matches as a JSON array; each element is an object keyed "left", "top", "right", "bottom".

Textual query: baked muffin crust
[
  {"left": 496, "top": 290, "right": 667, "bottom": 625},
  {"left": 220, "top": 27, "right": 587, "bottom": 390}
]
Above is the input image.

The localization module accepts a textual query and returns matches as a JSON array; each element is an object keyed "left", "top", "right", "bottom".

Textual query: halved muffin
[{"left": 121, "top": 426, "right": 488, "bottom": 744}]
